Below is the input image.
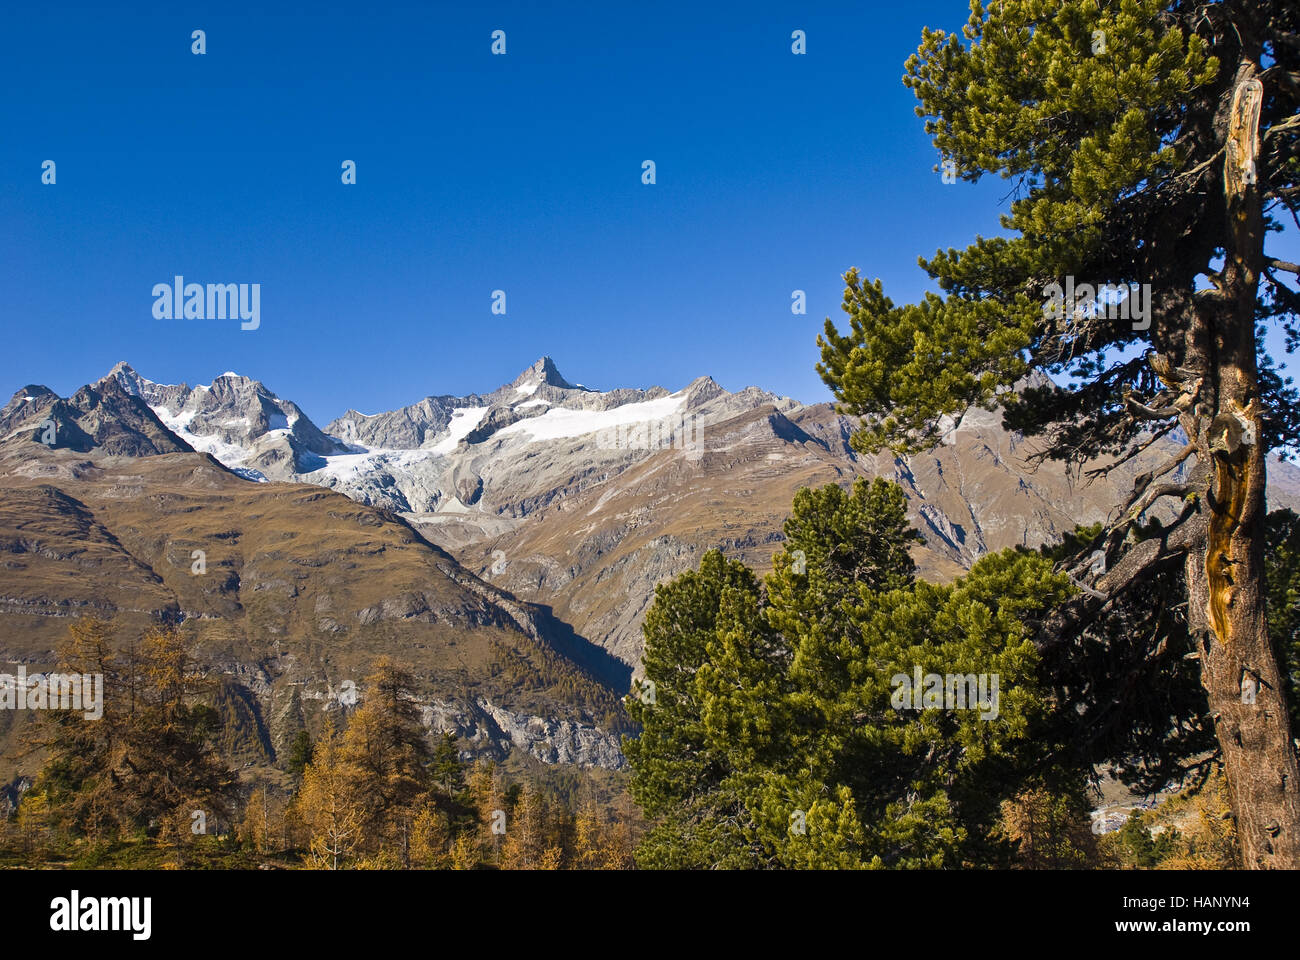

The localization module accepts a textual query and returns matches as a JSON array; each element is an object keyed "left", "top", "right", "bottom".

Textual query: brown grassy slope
[{"left": 0, "top": 445, "right": 625, "bottom": 779}]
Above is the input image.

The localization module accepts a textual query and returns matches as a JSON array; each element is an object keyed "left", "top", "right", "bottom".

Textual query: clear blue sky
[{"left": 3, "top": 1, "right": 1296, "bottom": 423}]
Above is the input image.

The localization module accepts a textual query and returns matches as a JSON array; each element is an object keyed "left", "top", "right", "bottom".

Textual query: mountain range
[{"left": 3, "top": 357, "right": 1298, "bottom": 775}]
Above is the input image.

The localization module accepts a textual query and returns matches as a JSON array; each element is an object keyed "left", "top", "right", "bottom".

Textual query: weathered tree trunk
[
  {"left": 1186, "top": 485, "right": 1300, "bottom": 868},
  {"left": 1186, "top": 68, "right": 1300, "bottom": 868}
]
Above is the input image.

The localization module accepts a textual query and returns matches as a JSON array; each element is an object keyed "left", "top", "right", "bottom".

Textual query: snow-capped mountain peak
[
  {"left": 78, "top": 358, "right": 800, "bottom": 524},
  {"left": 509, "top": 356, "right": 581, "bottom": 394},
  {"left": 94, "top": 363, "right": 346, "bottom": 480}
]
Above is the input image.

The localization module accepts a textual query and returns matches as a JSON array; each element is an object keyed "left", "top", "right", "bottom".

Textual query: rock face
[
  {"left": 418, "top": 697, "right": 626, "bottom": 769},
  {"left": 0, "top": 777, "right": 32, "bottom": 820},
  {"left": 103, "top": 362, "right": 349, "bottom": 481},
  {"left": 0, "top": 376, "right": 191, "bottom": 458}
]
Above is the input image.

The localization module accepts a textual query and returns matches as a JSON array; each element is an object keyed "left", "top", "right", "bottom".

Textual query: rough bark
[{"left": 1183, "top": 67, "right": 1300, "bottom": 868}]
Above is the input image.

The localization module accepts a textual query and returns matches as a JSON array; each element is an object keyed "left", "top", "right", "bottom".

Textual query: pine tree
[
  {"left": 285, "top": 730, "right": 313, "bottom": 783},
  {"left": 817, "top": 0, "right": 1300, "bottom": 866},
  {"left": 430, "top": 731, "right": 465, "bottom": 799},
  {"left": 622, "top": 549, "right": 773, "bottom": 868},
  {"left": 758, "top": 547, "right": 1071, "bottom": 868},
  {"left": 626, "top": 480, "right": 1075, "bottom": 868}
]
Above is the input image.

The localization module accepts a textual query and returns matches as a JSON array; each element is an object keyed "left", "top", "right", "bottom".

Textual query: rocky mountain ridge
[{"left": 4, "top": 357, "right": 1297, "bottom": 755}]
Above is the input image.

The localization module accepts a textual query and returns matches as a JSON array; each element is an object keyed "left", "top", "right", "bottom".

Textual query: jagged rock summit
[{"left": 101, "top": 361, "right": 349, "bottom": 480}]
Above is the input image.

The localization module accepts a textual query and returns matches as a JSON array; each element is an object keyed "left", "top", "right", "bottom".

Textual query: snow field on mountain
[{"left": 496, "top": 393, "right": 688, "bottom": 443}]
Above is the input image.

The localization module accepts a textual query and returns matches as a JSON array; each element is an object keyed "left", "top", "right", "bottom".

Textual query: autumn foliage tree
[
  {"left": 297, "top": 724, "right": 364, "bottom": 870},
  {"left": 29, "top": 617, "right": 237, "bottom": 848}
]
